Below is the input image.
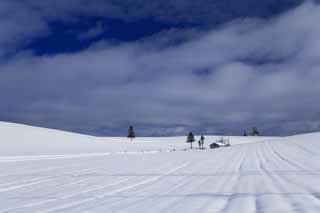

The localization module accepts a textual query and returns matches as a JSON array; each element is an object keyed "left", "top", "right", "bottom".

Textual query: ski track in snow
[{"left": 1, "top": 135, "right": 320, "bottom": 212}]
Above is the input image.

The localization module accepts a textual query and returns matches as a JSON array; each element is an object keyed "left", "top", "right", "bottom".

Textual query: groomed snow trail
[{"left": 1, "top": 134, "right": 320, "bottom": 212}]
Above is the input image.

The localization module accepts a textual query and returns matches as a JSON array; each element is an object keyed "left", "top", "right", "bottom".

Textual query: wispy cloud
[
  {"left": 77, "top": 22, "right": 106, "bottom": 40},
  {"left": 0, "top": 1, "right": 48, "bottom": 57}
]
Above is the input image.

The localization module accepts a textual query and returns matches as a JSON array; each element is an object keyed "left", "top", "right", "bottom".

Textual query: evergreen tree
[
  {"left": 128, "top": 126, "right": 136, "bottom": 142},
  {"left": 200, "top": 135, "right": 205, "bottom": 149},
  {"left": 251, "top": 127, "right": 260, "bottom": 136},
  {"left": 186, "top": 132, "right": 195, "bottom": 149}
]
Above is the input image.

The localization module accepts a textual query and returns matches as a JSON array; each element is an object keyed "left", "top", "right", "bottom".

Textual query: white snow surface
[{"left": 1, "top": 122, "right": 320, "bottom": 212}]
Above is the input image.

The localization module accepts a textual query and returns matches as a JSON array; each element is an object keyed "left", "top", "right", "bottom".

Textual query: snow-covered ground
[{"left": 1, "top": 122, "right": 320, "bottom": 212}]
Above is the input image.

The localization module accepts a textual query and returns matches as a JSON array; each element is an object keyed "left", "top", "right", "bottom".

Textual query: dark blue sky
[
  {"left": 27, "top": 18, "right": 193, "bottom": 55},
  {"left": 24, "top": 0, "right": 301, "bottom": 55},
  {"left": 1, "top": 0, "right": 320, "bottom": 136}
]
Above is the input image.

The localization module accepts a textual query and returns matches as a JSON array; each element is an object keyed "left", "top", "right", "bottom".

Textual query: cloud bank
[{"left": 0, "top": 2, "right": 320, "bottom": 136}]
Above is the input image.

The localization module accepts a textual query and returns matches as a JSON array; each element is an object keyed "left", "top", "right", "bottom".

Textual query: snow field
[{"left": 1, "top": 122, "right": 320, "bottom": 212}]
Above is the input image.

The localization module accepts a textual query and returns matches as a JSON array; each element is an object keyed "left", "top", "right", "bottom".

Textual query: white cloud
[
  {"left": 1, "top": 2, "right": 320, "bottom": 135},
  {"left": 0, "top": 0, "right": 304, "bottom": 57},
  {"left": 0, "top": 1, "right": 48, "bottom": 57}
]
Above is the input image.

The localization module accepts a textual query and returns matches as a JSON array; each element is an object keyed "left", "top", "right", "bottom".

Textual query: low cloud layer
[{"left": 1, "top": 2, "right": 320, "bottom": 135}]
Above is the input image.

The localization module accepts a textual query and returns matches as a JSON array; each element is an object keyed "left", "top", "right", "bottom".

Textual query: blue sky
[{"left": 1, "top": 0, "right": 320, "bottom": 136}]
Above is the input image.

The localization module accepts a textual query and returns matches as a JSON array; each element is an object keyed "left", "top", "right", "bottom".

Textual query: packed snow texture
[{"left": 0, "top": 122, "right": 320, "bottom": 212}]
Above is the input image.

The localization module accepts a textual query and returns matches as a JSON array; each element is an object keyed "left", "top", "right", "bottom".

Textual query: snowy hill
[
  {"left": 1, "top": 122, "right": 320, "bottom": 212},
  {"left": 0, "top": 121, "right": 275, "bottom": 156}
]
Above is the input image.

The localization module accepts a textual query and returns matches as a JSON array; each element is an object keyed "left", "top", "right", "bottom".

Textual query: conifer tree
[
  {"left": 200, "top": 135, "right": 205, "bottom": 149},
  {"left": 186, "top": 132, "right": 195, "bottom": 149},
  {"left": 251, "top": 127, "right": 259, "bottom": 136},
  {"left": 128, "top": 126, "right": 136, "bottom": 142}
]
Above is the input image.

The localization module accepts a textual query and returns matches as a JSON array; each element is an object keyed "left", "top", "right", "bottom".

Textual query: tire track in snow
[
  {"left": 0, "top": 165, "right": 75, "bottom": 189},
  {"left": 0, "top": 165, "right": 64, "bottom": 178},
  {"left": 159, "top": 147, "right": 247, "bottom": 213},
  {"left": 0, "top": 177, "right": 54, "bottom": 193},
  {"left": 290, "top": 140, "right": 318, "bottom": 156},
  {"left": 1, "top": 168, "right": 129, "bottom": 212},
  {"left": 219, "top": 145, "right": 258, "bottom": 213},
  {"left": 4, "top": 177, "right": 133, "bottom": 213},
  {"left": 62, "top": 161, "right": 193, "bottom": 212},
  {"left": 253, "top": 142, "right": 298, "bottom": 212},
  {"left": 109, "top": 166, "right": 210, "bottom": 212},
  {"left": 4, "top": 160, "right": 182, "bottom": 212},
  {"left": 0, "top": 153, "right": 112, "bottom": 163},
  {"left": 197, "top": 146, "right": 248, "bottom": 213},
  {"left": 91, "top": 174, "right": 196, "bottom": 213},
  {"left": 256, "top": 141, "right": 320, "bottom": 212},
  {"left": 0, "top": 176, "right": 48, "bottom": 189},
  {"left": 37, "top": 163, "right": 190, "bottom": 213},
  {"left": 0, "top": 149, "right": 188, "bottom": 163},
  {"left": 268, "top": 142, "right": 309, "bottom": 171},
  {"left": 103, "top": 152, "right": 228, "bottom": 212},
  {"left": 1, "top": 168, "right": 110, "bottom": 211},
  {"left": 106, "top": 153, "right": 227, "bottom": 212},
  {"left": 0, "top": 166, "right": 84, "bottom": 193},
  {"left": 261, "top": 142, "right": 320, "bottom": 210}
]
